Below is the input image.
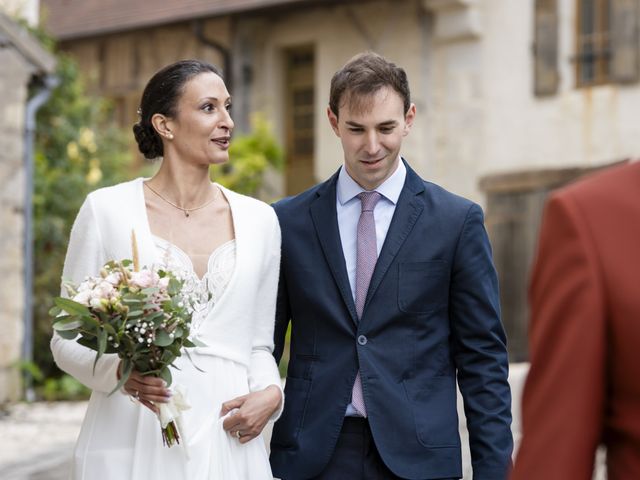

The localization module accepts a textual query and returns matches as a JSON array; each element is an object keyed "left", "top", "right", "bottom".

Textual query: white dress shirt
[{"left": 336, "top": 159, "right": 407, "bottom": 416}]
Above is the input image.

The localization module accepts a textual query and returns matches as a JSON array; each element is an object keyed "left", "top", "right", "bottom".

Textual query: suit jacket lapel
[
  {"left": 309, "top": 170, "right": 359, "bottom": 324},
  {"left": 365, "top": 163, "right": 425, "bottom": 311}
]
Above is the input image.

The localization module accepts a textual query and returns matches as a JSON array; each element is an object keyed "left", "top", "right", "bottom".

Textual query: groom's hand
[{"left": 221, "top": 385, "right": 282, "bottom": 444}]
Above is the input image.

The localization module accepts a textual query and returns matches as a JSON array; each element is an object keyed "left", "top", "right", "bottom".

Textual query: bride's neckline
[{"left": 152, "top": 234, "right": 235, "bottom": 282}]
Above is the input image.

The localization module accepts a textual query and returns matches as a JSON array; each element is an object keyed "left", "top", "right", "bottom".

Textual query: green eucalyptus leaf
[
  {"left": 154, "top": 330, "right": 173, "bottom": 347},
  {"left": 102, "top": 323, "right": 117, "bottom": 336},
  {"left": 77, "top": 336, "right": 99, "bottom": 351},
  {"left": 159, "top": 367, "right": 172, "bottom": 386},
  {"left": 52, "top": 317, "right": 84, "bottom": 331},
  {"left": 93, "top": 329, "right": 108, "bottom": 374},
  {"left": 109, "top": 358, "right": 132, "bottom": 396},
  {"left": 82, "top": 315, "right": 101, "bottom": 330},
  {"left": 55, "top": 329, "right": 78, "bottom": 340},
  {"left": 54, "top": 297, "right": 91, "bottom": 316},
  {"left": 168, "top": 278, "right": 181, "bottom": 296}
]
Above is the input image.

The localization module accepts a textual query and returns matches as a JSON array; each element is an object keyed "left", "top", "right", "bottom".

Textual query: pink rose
[
  {"left": 92, "top": 281, "right": 116, "bottom": 300},
  {"left": 104, "top": 272, "right": 122, "bottom": 286},
  {"left": 130, "top": 270, "right": 160, "bottom": 289},
  {"left": 158, "top": 277, "right": 170, "bottom": 290},
  {"left": 72, "top": 290, "right": 92, "bottom": 306}
]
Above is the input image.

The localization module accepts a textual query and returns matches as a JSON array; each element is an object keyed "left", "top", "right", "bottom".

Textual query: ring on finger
[{"left": 235, "top": 430, "right": 242, "bottom": 439}]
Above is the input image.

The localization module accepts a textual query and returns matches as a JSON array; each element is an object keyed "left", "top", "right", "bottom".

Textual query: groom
[{"left": 270, "top": 52, "right": 513, "bottom": 480}]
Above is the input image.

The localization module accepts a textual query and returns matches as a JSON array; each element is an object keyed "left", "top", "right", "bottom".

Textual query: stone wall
[{"left": 0, "top": 47, "right": 31, "bottom": 403}]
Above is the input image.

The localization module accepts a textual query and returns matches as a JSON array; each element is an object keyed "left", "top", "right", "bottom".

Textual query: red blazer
[{"left": 512, "top": 161, "right": 640, "bottom": 480}]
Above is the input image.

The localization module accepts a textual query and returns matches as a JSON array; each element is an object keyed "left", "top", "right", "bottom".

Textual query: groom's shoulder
[{"left": 404, "top": 164, "right": 475, "bottom": 215}]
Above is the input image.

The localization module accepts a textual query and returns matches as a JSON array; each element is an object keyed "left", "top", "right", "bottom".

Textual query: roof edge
[{"left": 0, "top": 13, "right": 56, "bottom": 74}]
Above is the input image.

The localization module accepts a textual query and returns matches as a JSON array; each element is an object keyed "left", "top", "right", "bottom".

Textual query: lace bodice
[{"left": 153, "top": 235, "right": 236, "bottom": 337}]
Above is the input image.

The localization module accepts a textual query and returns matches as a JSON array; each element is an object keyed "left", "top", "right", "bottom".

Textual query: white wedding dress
[{"left": 70, "top": 236, "right": 274, "bottom": 480}]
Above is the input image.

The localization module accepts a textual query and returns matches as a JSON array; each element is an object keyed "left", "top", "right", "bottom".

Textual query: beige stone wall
[{"left": 0, "top": 48, "right": 31, "bottom": 403}]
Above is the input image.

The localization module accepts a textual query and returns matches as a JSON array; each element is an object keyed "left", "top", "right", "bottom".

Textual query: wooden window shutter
[
  {"left": 533, "top": 0, "right": 560, "bottom": 96},
  {"left": 610, "top": 0, "right": 640, "bottom": 83}
]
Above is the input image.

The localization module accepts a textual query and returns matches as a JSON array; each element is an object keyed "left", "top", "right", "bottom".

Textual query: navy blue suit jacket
[{"left": 270, "top": 162, "right": 513, "bottom": 480}]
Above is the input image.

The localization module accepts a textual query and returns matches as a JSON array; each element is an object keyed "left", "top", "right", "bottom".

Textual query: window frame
[{"left": 575, "top": 0, "right": 612, "bottom": 87}]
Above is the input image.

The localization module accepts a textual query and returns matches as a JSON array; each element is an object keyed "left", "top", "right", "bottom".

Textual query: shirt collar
[{"left": 337, "top": 157, "right": 406, "bottom": 206}]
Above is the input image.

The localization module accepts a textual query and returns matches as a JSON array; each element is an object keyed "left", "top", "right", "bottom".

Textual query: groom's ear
[{"left": 327, "top": 107, "right": 340, "bottom": 137}]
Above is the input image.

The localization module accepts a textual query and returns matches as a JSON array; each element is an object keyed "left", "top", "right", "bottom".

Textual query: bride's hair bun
[{"left": 133, "top": 122, "right": 162, "bottom": 160}]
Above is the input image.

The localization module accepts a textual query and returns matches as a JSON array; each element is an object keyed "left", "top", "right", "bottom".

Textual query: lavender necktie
[{"left": 351, "top": 191, "right": 382, "bottom": 417}]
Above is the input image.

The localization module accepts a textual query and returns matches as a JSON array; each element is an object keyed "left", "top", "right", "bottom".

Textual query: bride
[{"left": 51, "top": 59, "right": 283, "bottom": 479}]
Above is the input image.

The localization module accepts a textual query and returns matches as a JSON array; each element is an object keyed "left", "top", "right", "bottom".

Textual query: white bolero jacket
[{"left": 51, "top": 177, "right": 283, "bottom": 402}]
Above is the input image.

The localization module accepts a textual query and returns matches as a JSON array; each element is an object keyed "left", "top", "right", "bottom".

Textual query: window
[
  {"left": 576, "top": 0, "right": 611, "bottom": 86},
  {"left": 575, "top": 0, "right": 640, "bottom": 87},
  {"left": 284, "top": 47, "right": 316, "bottom": 195},
  {"left": 533, "top": 0, "right": 560, "bottom": 95}
]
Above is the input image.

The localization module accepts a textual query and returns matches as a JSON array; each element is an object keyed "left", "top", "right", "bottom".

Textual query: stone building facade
[
  {"left": 0, "top": 11, "right": 55, "bottom": 403},
  {"left": 40, "top": 0, "right": 640, "bottom": 360}
]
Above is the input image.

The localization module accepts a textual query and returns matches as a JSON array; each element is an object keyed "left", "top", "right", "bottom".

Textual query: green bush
[
  {"left": 211, "top": 113, "right": 283, "bottom": 195},
  {"left": 32, "top": 54, "right": 133, "bottom": 388}
]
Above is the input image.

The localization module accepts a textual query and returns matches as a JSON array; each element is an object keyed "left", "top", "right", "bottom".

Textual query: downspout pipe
[
  {"left": 192, "top": 19, "right": 233, "bottom": 93},
  {"left": 22, "top": 73, "right": 59, "bottom": 402}
]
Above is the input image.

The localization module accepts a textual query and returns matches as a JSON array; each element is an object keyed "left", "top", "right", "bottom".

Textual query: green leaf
[
  {"left": 159, "top": 367, "right": 172, "bottom": 386},
  {"left": 52, "top": 316, "right": 84, "bottom": 331},
  {"left": 93, "top": 329, "right": 108, "bottom": 374},
  {"left": 77, "top": 336, "right": 99, "bottom": 351},
  {"left": 81, "top": 315, "right": 101, "bottom": 330},
  {"left": 161, "top": 350, "right": 175, "bottom": 363},
  {"left": 168, "top": 278, "right": 181, "bottom": 296},
  {"left": 146, "top": 311, "right": 165, "bottom": 325},
  {"left": 54, "top": 297, "right": 91, "bottom": 316},
  {"left": 56, "top": 329, "right": 78, "bottom": 340},
  {"left": 102, "top": 323, "right": 117, "bottom": 336},
  {"left": 49, "top": 306, "right": 62, "bottom": 316},
  {"left": 154, "top": 329, "right": 173, "bottom": 347},
  {"left": 109, "top": 358, "right": 132, "bottom": 396}
]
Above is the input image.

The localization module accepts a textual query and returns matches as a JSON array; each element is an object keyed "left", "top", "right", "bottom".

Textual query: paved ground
[
  {"left": 0, "top": 364, "right": 604, "bottom": 480},
  {"left": 0, "top": 401, "right": 86, "bottom": 480}
]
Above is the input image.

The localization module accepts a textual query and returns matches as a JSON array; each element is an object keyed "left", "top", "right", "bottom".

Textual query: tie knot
[{"left": 358, "top": 191, "right": 382, "bottom": 212}]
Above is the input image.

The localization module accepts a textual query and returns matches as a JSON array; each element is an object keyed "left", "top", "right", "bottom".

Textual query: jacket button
[{"left": 357, "top": 335, "right": 368, "bottom": 345}]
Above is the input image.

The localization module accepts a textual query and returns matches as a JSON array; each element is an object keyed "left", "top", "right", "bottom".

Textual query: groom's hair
[{"left": 329, "top": 51, "right": 411, "bottom": 118}]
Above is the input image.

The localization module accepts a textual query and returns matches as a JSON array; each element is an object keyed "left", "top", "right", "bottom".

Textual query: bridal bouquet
[{"left": 50, "top": 232, "right": 205, "bottom": 447}]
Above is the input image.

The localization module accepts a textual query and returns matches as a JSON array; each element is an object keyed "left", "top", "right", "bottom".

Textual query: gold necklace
[{"left": 144, "top": 181, "right": 220, "bottom": 218}]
